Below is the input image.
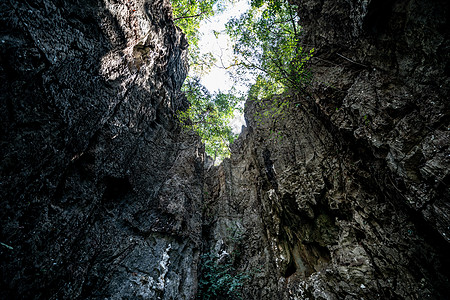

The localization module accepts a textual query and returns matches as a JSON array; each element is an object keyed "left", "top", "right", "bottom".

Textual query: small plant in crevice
[
  {"left": 197, "top": 225, "right": 251, "bottom": 299},
  {"left": 362, "top": 114, "right": 371, "bottom": 126},
  {"left": 196, "top": 252, "right": 250, "bottom": 300}
]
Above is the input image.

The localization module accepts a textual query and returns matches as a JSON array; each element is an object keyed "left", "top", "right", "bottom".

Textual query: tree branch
[{"left": 174, "top": 10, "right": 207, "bottom": 21}]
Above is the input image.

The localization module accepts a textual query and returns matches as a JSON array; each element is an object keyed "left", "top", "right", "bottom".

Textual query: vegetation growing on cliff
[
  {"left": 177, "top": 77, "right": 243, "bottom": 160},
  {"left": 226, "top": 0, "right": 314, "bottom": 96},
  {"left": 226, "top": 0, "right": 314, "bottom": 125},
  {"left": 171, "top": 0, "right": 221, "bottom": 75},
  {"left": 197, "top": 252, "right": 250, "bottom": 299},
  {"left": 197, "top": 225, "right": 251, "bottom": 299},
  {"left": 172, "top": 0, "right": 313, "bottom": 159},
  {"left": 171, "top": 0, "right": 240, "bottom": 159}
]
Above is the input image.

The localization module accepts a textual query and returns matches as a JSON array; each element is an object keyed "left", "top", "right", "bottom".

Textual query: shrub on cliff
[
  {"left": 177, "top": 77, "right": 243, "bottom": 160},
  {"left": 226, "top": 0, "right": 314, "bottom": 97}
]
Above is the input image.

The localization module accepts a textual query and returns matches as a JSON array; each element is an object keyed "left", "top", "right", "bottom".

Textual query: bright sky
[
  {"left": 197, "top": 0, "right": 251, "bottom": 134},
  {"left": 198, "top": 1, "right": 250, "bottom": 92}
]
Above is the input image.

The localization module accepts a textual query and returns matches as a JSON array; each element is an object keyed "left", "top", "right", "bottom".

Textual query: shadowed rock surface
[
  {"left": 202, "top": 0, "right": 449, "bottom": 299},
  {"left": 1, "top": 0, "right": 449, "bottom": 299},
  {"left": 1, "top": 0, "right": 203, "bottom": 299}
]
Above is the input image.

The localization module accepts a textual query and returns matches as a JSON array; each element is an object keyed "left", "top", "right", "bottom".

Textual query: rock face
[
  {"left": 1, "top": 0, "right": 203, "bottom": 299},
  {"left": 202, "top": 0, "right": 449, "bottom": 299},
  {"left": 1, "top": 0, "right": 449, "bottom": 299}
]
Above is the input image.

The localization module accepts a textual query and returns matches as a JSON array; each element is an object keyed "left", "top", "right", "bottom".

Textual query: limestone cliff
[
  {"left": 1, "top": 0, "right": 449, "bottom": 299},
  {"left": 1, "top": 0, "right": 203, "bottom": 299},
  {"left": 202, "top": 0, "right": 449, "bottom": 299}
]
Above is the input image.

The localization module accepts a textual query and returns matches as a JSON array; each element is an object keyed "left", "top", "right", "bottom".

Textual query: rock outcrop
[
  {"left": 1, "top": 0, "right": 203, "bottom": 299},
  {"left": 202, "top": 0, "right": 449, "bottom": 299},
  {"left": 1, "top": 0, "right": 449, "bottom": 299}
]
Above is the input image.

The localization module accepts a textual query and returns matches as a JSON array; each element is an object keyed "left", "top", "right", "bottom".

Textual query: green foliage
[
  {"left": 226, "top": 0, "right": 314, "bottom": 94},
  {"left": 172, "top": 0, "right": 314, "bottom": 159},
  {"left": 197, "top": 225, "right": 251, "bottom": 299},
  {"left": 172, "top": 0, "right": 243, "bottom": 160},
  {"left": 197, "top": 252, "right": 250, "bottom": 300},
  {"left": 171, "top": 0, "right": 224, "bottom": 75},
  {"left": 178, "top": 77, "right": 243, "bottom": 159},
  {"left": 362, "top": 114, "right": 371, "bottom": 126},
  {"left": 171, "top": 0, "right": 216, "bottom": 46},
  {"left": 226, "top": 0, "right": 314, "bottom": 120}
]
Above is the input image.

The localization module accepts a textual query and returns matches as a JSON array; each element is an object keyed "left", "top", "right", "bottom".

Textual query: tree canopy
[
  {"left": 171, "top": 0, "right": 314, "bottom": 160},
  {"left": 226, "top": 0, "right": 314, "bottom": 98},
  {"left": 171, "top": 0, "right": 222, "bottom": 75},
  {"left": 177, "top": 77, "right": 243, "bottom": 161},
  {"left": 171, "top": 0, "right": 241, "bottom": 161}
]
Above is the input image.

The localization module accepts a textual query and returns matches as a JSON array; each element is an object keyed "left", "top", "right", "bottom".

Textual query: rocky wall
[
  {"left": 0, "top": 0, "right": 203, "bottom": 299},
  {"left": 202, "top": 0, "right": 449, "bottom": 299}
]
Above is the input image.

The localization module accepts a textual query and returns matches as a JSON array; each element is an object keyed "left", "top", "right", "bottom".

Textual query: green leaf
[{"left": 177, "top": 77, "right": 243, "bottom": 160}]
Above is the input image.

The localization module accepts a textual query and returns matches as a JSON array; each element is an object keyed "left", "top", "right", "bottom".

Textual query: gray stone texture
[
  {"left": 1, "top": 0, "right": 202, "bottom": 299},
  {"left": 1, "top": 0, "right": 449, "bottom": 299},
  {"left": 202, "top": 0, "right": 449, "bottom": 299}
]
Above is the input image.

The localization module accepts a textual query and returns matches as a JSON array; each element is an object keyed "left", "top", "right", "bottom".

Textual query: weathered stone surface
[
  {"left": 1, "top": 0, "right": 449, "bottom": 299},
  {"left": 1, "top": 0, "right": 202, "bottom": 299},
  {"left": 202, "top": 0, "right": 449, "bottom": 299},
  {"left": 297, "top": 0, "right": 449, "bottom": 245}
]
